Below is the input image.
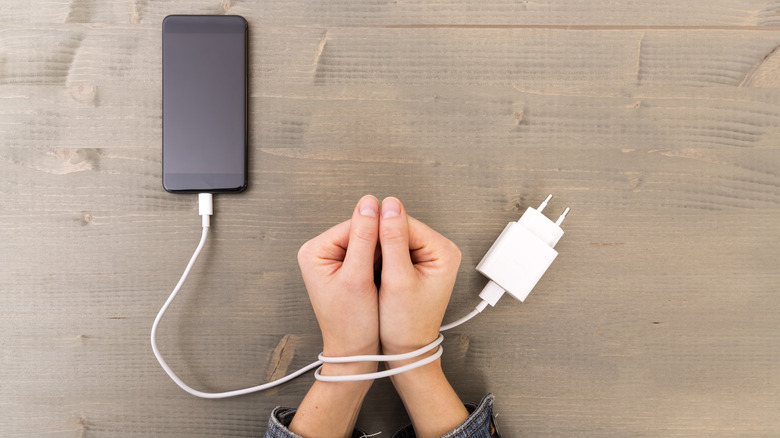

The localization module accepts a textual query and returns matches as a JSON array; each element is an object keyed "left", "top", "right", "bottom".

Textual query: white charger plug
[{"left": 476, "top": 195, "right": 569, "bottom": 305}]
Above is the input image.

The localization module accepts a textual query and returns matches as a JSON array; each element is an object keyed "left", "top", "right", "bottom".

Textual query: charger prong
[
  {"left": 555, "top": 207, "right": 570, "bottom": 226},
  {"left": 538, "top": 194, "right": 553, "bottom": 212}
]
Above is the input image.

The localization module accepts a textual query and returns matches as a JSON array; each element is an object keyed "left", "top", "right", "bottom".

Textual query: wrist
[
  {"left": 290, "top": 363, "right": 374, "bottom": 437},
  {"left": 387, "top": 355, "right": 469, "bottom": 437},
  {"left": 388, "top": 360, "right": 445, "bottom": 396},
  {"left": 323, "top": 338, "right": 380, "bottom": 358},
  {"left": 319, "top": 346, "right": 379, "bottom": 389},
  {"left": 311, "top": 361, "right": 376, "bottom": 412},
  {"left": 382, "top": 331, "right": 441, "bottom": 369},
  {"left": 384, "top": 346, "right": 442, "bottom": 374},
  {"left": 320, "top": 360, "right": 379, "bottom": 378}
]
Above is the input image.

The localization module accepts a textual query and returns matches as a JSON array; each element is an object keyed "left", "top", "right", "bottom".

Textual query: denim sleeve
[
  {"left": 391, "top": 394, "right": 501, "bottom": 438},
  {"left": 264, "top": 393, "right": 500, "bottom": 438},
  {"left": 263, "top": 406, "right": 369, "bottom": 438}
]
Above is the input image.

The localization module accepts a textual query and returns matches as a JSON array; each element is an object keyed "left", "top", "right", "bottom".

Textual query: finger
[
  {"left": 378, "top": 197, "right": 414, "bottom": 277},
  {"left": 408, "top": 215, "right": 461, "bottom": 267},
  {"left": 342, "top": 195, "right": 380, "bottom": 277},
  {"left": 297, "top": 219, "right": 350, "bottom": 267}
]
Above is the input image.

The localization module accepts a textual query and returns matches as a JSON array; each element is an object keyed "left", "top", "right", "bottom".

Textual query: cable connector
[
  {"left": 199, "top": 193, "right": 213, "bottom": 228},
  {"left": 476, "top": 195, "right": 569, "bottom": 304}
]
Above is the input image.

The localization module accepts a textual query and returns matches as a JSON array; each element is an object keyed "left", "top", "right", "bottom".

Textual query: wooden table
[{"left": 2, "top": 1, "right": 779, "bottom": 436}]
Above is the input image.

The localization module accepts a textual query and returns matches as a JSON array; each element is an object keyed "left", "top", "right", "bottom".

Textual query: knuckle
[
  {"left": 351, "top": 224, "right": 377, "bottom": 244},
  {"left": 442, "top": 240, "right": 462, "bottom": 266},
  {"left": 380, "top": 224, "right": 405, "bottom": 242},
  {"left": 297, "top": 240, "right": 315, "bottom": 265},
  {"left": 450, "top": 241, "right": 462, "bottom": 261},
  {"left": 340, "top": 273, "right": 370, "bottom": 291}
]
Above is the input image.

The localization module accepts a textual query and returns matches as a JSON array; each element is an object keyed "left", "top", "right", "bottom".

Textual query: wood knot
[{"left": 68, "top": 85, "right": 97, "bottom": 105}]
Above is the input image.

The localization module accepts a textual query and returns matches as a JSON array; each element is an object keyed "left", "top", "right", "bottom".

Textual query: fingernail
[
  {"left": 381, "top": 197, "right": 401, "bottom": 218},
  {"left": 359, "top": 195, "right": 378, "bottom": 217}
]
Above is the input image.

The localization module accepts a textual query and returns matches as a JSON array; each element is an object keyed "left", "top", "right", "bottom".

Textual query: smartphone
[{"left": 162, "top": 15, "right": 248, "bottom": 193}]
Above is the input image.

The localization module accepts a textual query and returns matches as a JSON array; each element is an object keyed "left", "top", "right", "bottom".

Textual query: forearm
[
  {"left": 289, "top": 362, "right": 375, "bottom": 438},
  {"left": 388, "top": 357, "right": 469, "bottom": 438}
]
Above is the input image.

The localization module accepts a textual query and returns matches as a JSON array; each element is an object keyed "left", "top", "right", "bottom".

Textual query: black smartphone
[{"left": 162, "top": 15, "right": 248, "bottom": 193}]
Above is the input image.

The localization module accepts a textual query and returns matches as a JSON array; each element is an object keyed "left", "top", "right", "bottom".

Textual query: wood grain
[
  {"left": 2, "top": 1, "right": 780, "bottom": 27},
  {"left": 2, "top": 1, "right": 780, "bottom": 436}
]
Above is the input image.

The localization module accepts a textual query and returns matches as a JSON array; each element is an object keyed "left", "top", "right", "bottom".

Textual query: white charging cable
[
  {"left": 151, "top": 194, "right": 477, "bottom": 398},
  {"left": 151, "top": 193, "right": 568, "bottom": 398},
  {"left": 150, "top": 195, "right": 325, "bottom": 398}
]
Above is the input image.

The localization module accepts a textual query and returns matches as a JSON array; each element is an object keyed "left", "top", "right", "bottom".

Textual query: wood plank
[
  {"left": 3, "top": 25, "right": 780, "bottom": 92},
  {"left": 2, "top": 0, "right": 780, "bottom": 27}
]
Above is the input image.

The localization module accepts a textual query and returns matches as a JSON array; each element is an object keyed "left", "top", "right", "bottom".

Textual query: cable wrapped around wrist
[{"left": 314, "top": 334, "right": 445, "bottom": 382}]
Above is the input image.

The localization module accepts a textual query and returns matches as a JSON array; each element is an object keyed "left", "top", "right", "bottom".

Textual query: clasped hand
[
  {"left": 290, "top": 196, "right": 470, "bottom": 437},
  {"left": 297, "top": 195, "right": 461, "bottom": 370}
]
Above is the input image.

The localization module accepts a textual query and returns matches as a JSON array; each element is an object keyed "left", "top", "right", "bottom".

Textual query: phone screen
[{"left": 162, "top": 15, "right": 248, "bottom": 193}]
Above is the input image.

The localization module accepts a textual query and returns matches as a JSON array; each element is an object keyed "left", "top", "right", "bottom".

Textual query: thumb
[
  {"left": 342, "top": 195, "right": 380, "bottom": 280},
  {"left": 378, "top": 197, "right": 414, "bottom": 279}
]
